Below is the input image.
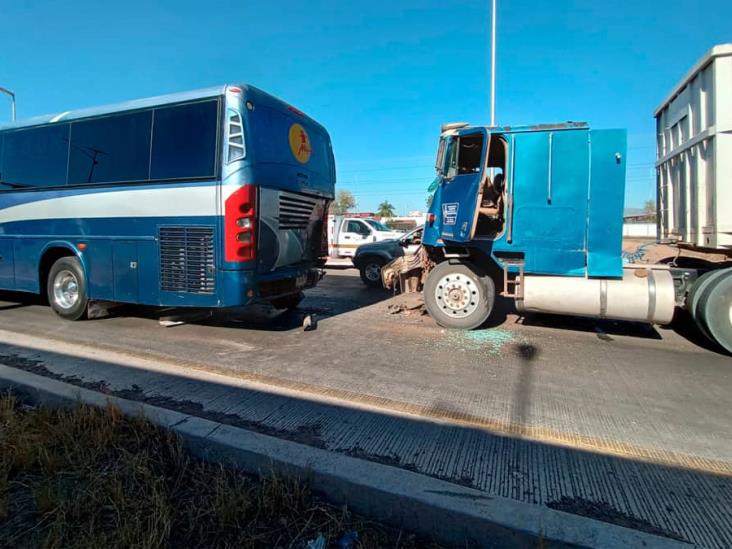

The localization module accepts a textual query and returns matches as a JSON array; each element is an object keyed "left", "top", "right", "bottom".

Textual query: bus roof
[{"left": 0, "top": 84, "right": 327, "bottom": 134}]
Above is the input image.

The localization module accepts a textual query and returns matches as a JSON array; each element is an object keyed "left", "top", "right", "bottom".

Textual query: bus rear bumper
[{"left": 219, "top": 266, "right": 323, "bottom": 307}]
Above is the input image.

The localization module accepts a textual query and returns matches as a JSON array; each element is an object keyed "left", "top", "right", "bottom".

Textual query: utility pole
[
  {"left": 490, "top": 0, "right": 497, "bottom": 126},
  {"left": 0, "top": 87, "right": 16, "bottom": 121}
]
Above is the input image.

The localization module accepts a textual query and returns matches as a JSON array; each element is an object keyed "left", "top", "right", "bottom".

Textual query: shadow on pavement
[{"left": 1, "top": 342, "right": 729, "bottom": 547}]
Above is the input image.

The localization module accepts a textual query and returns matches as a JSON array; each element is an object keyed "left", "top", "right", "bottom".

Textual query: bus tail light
[{"left": 225, "top": 185, "right": 257, "bottom": 262}]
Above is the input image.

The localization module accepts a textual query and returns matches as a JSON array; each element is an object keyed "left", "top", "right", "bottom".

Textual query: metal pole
[
  {"left": 0, "top": 87, "right": 16, "bottom": 121},
  {"left": 490, "top": 0, "right": 496, "bottom": 126}
]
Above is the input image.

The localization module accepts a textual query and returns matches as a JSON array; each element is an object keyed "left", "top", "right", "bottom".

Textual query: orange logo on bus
[{"left": 289, "top": 123, "right": 312, "bottom": 163}]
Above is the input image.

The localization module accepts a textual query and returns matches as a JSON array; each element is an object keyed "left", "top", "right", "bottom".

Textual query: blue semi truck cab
[
  {"left": 418, "top": 47, "right": 732, "bottom": 353},
  {"left": 420, "top": 122, "right": 681, "bottom": 332}
]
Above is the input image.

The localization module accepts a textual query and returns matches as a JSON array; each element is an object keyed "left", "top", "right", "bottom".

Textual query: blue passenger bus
[{"left": 0, "top": 85, "right": 335, "bottom": 319}]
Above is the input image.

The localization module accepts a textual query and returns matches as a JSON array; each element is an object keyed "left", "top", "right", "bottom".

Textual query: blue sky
[{"left": 2, "top": 0, "right": 730, "bottom": 213}]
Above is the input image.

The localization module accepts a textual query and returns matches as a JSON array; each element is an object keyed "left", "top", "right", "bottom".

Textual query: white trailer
[
  {"left": 652, "top": 44, "right": 732, "bottom": 352},
  {"left": 655, "top": 44, "right": 732, "bottom": 251}
]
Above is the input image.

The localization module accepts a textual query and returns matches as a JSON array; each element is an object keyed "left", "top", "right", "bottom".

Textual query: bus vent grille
[
  {"left": 279, "top": 192, "right": 319, "bottom": 230},
  {"left": 159, "top": 226, "right": 216, "bottom": 294}
]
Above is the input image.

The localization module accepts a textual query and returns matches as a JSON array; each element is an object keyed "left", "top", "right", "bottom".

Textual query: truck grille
[
  {"left": 278, "top": 192, "right": 319, "bottom": 229},
  {"left": 159, "top": 226, "right": 215, "bottom": 294}
]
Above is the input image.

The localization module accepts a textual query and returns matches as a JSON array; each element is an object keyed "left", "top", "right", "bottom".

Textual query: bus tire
[
  {"left": 359, "top": 257, "right": 386, "bottom": 287},
  {"left": 424, "top": 260, "right": 495, "bottom": 330},
  {"left": 696, "top": 270, "right": 732, "bottom": 354},
  {"left": 269, "top": 292, "right": 304, "bottom": 311},
  {"left": 47, "top": 256, "right": 88, "bottom": 321}
]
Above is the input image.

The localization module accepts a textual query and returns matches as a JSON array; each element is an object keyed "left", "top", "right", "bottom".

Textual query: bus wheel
[
  {"left": 696, "top": 270, "right": 732, "bottom": 354},
  {"left": 424, "top": 260, "right": 495, "bottom": 329},
  {"left": 47, "top": 256, "right": 88, "bottom": 321},
  {"left": 270, "top": 292, "right": 304, "bottom": 311}
]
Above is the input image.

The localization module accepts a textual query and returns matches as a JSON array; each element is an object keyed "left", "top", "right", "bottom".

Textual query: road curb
[{"left": 0, "top": 364, "right": 687, "bottom": 548}]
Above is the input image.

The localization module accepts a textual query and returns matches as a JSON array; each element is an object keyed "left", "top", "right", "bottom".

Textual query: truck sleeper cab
[{"left": 0, "top": 84, "right": 335, "bottom": 319}]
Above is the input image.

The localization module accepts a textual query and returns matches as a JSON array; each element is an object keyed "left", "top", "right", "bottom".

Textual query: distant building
[{"left": 623, "top": 207, "right": 657, "bottom": 238}]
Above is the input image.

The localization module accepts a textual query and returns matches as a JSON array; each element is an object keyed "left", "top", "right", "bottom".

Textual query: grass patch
[{"left": 0, "top": 393, "right": 440, "bottom": 548}]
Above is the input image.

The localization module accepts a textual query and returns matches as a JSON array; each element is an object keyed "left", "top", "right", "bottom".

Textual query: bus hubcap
[
  {"left": 53, "top": 270, "right": 79, "bottom": 309},
  {"left": 434, "top": 273, "right": 479, "bottom": 318},
  {"left": 365, "top": 263, "right": 381, "bottom": 281}
]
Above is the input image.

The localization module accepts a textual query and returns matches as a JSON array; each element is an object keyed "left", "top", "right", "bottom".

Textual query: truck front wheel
[{"left": 424, "top": 260, "right": 495, "bottom": 329}]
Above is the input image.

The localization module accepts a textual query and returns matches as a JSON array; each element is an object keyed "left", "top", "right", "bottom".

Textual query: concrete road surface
[{"left": 0, "top": 267, "right": 729, "bottom": 546}]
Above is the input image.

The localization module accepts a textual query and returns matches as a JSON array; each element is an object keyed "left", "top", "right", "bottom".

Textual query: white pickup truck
[{"left": 328, "top": 215, "right": 402, "bottom": 258}]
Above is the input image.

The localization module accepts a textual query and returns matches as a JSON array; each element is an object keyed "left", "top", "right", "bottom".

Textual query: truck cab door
[{"left": 437, "top": 128, "right": 488, "bottom": 242}]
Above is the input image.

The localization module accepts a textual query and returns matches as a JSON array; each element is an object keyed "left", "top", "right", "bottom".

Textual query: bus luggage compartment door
[
  {"left": 0, "top": 239, "right": 14, "bottom": 289},
  {"left": 113, "top": 241, "right": 139, "bottom": 303}
]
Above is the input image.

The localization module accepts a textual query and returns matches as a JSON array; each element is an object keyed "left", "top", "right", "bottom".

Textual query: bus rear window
[{"left": 248, "top": 105, "right": 331, "bottom": 177}]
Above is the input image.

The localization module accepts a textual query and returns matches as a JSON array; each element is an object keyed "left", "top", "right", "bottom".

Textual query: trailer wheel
[
  {"left": 47, "top": 256, "right": 88, "bottom": 321},
  {"left": 424, "top": 260, "right": 495, "bottom": 329},
  {"left": 696, "top": 270, "right": 732, "bottom": 354}
]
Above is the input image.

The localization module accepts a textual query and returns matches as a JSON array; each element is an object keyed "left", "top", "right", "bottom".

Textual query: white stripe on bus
[{"left": 0, "top": 185, "right": 221, "bottom": 224}]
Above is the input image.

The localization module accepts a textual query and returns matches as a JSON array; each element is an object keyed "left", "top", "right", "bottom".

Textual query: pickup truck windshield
[{"left": 365, "top": 219, "right": 391, "bottom": 232}]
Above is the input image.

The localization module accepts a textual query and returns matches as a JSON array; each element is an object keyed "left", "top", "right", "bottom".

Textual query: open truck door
[{"left": 437, "top": 128, "right": 489, "bottom": 243}]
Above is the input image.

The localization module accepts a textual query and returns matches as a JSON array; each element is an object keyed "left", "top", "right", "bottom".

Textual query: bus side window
[
  {"left": 151, "top": 101, "right": 219, "bottom": 180},
  {"left": 68, "top": 111, "right": 152, "bottom": 185},
  {"left": 1, "top": 124, "right": 70, "bottom": 188}
]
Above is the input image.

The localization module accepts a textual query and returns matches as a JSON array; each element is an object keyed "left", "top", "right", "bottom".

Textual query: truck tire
[
  {"left": 47, "top": 256, "right": 88, "bottom": 321},
  {"left": 695, "top": 270, "right": 732, "bottom": 354},
  {"left": 424, "top": 260, "right": 495, "bottom": 329},
  {"left": 359, "top": 256, "right": 386, "bottom": 287},
  {"left": 269, "top": 291, "right": 304, "bottom": 311},
  {"left": 687, "top": 269, "right": 728, "bottom": 324}
]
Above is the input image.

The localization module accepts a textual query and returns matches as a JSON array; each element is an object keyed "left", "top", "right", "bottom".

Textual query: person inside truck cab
[{"left": 479, "top": 172, "right": 504, "bottom": 217}]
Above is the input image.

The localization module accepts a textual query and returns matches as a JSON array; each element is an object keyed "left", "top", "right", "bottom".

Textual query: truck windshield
[{"left": 365, "top": 219, "right": 390, "bottom": 231}]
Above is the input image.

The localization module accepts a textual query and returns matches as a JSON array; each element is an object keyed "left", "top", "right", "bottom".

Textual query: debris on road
[
  {"left": 386, "top": 293, "right": 426, "bottom": 316},
  {"left": 158, "top": 309, "right": 213, "bottom": 327},
  {"left": 303, "top": 313, "right": 318, "bottom": 331},
  {"left": 435, "top": 327, "right": 521, "bottom": 357}
]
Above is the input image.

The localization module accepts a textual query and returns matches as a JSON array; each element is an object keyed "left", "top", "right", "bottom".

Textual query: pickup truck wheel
[
  {"left": 424, "top": 260, "right": 494, "bottom": 329},
  {"left": 47, "top": 256, "right": 88, "bottom": 321},
  {"left": 359, "top": 257, "right": 386, "bottom": 288},
  {"left": 269, "top": 292, "right": 304, "bottom": 311},
  {"left": 696, "top": 270, "right": 732, "bottom": 354}
]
